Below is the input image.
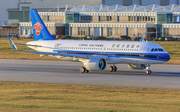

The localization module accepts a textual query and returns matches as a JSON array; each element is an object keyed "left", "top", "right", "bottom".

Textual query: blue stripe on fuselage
[{"left": 53, "top": 49, "right": 170, "bottom": 61}]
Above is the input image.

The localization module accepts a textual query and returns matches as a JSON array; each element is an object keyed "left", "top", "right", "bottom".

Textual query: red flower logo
[{"left": 33, "top": 22, "right": 43, "bottom": 36}]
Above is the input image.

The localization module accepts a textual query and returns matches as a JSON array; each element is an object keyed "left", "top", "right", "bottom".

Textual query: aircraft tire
[
  {"left": 108, "top": 66, "right": 114, "bottom": 72},
  {"left": 80, "top": 67, "right": 86, "bottom": 73},
  {"left": 146, "top": 70, "right": 152, "bottom": 74},
  {"left": 113, "top": 66, "right": 117, "bottom": 72},
  {"left": 85, "top": 70, "right": 89, "bottom": 73}
]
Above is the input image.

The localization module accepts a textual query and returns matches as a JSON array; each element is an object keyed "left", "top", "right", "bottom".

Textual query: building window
[
  {"left": 22, "top": 7, "right": 30, "bottom": 11},
  {"left": 174, "top": 16, "right": 180, "bottom": 23},
  {"left": 48, "top": 16, "right": 64, "bottom": 21},
  {"left": 99, "top": 16, "right": 112, "bottom": 21},
  {"left": 78, "top": 27, "right": 88, "bottom": 36},
  {"left": 164, "top": 28, "right": 169, "bottom": 37},
  {"left": 107, "top": 27, "right": 112, "bottom": 36},
  {"left": 117, "top": 16, "right": 119, "bottom": 22},
  {"left": 136, "top": 16, "right": 155, "bottom": 22},
  {"left": 128, "top": 16, "right": 136, "bottom": 22},
  {"left": 107, "top": 16, "right": 112, "bottom": 21},
  {"left": 157, "top": 14, "right": 166, "bottom": 24},
  {"left": 65, "top": 14, "right": 73, "bottom": 23},
  {"left": 81, "top": 16, "right": 92, "bottom": 22},
  {"left": 74, "top": 14, "right": 79, "bottom": 23},
  {"left": 151, "top": 16, "right": 156, "bottom": 22}
]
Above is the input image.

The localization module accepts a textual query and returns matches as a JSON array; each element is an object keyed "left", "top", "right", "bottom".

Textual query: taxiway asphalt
[{"left": 0, "top": 59, "right": 180, "bottom": 89}]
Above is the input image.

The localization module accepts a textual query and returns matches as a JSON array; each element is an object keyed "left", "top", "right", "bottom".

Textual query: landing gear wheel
[
  {"left": 80, "top": 67, "right": 86, "bottom": 73},
  {"left": 85, "top": 70, "right": 89, "bottom": 73},
  {"left": 146, "top": 70, "right": 152, "bottom": 74},
  {"left": 108, "top": 66, "right": 113, "bottom": 72},
  {"left": 113, "top": 66, "right": 117, "bottom": 72}
]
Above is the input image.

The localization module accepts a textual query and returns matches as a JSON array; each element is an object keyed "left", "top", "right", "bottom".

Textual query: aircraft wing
[{"left": 9, "top": 38, "right": 89, "bottom": 58}]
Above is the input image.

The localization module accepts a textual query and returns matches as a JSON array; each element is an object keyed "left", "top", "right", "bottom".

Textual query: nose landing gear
[{"left": 146, "top": 64, "right": 151, "bottom": 74}]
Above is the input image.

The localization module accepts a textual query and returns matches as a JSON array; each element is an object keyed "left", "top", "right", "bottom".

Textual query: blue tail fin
[{"left": 30, "top": 9, "right": 55, "bottom": 41}]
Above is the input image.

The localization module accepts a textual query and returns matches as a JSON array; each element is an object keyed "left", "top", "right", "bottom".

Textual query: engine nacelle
[
  {"left": 84, "top": 58, "right": 107, "bottom": 71},
  {"left": 127, "top": 64, "right": 146, "bottom": 70}
]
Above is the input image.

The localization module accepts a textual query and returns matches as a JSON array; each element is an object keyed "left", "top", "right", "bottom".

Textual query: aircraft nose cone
[{"left": 166, "top": 53, "right": 171, "bottom": 61}]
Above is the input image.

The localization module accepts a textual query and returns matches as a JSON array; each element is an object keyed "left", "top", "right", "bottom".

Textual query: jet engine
[
  {"left": 83, "top": 58, "right": 107, "bottom": 71},
  {"left": 127, "top": 64, "right": 146, "bottom": 70}
]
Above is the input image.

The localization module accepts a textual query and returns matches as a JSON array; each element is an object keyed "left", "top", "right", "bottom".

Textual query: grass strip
[{"left": 0, "top": 82, "right": 180, "bottom": 112}]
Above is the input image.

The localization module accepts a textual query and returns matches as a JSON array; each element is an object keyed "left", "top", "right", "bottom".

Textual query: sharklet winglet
[{"left": 9, "top": 38, "right": 18, "bottom": 50}]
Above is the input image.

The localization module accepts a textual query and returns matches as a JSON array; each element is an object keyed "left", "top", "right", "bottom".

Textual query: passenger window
[
  {"left": 117, "top": 44, "right": 120, "bottom": 47},
  {"left": 136, "top": 45, "right": 140, "bottom": 48},
  {"left": 131, "top": 45, "right": 135, "bottom": 48}
]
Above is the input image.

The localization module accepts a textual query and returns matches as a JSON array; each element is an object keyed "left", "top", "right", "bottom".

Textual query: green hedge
[
  {"left": 61, "top": 36, "right": 74, "bottom": 39},
  {"left": 92, "top": 36, "right": 107, "bottom": 40}
]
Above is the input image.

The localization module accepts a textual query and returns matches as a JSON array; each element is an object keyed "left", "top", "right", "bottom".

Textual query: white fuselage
[{"left": 27, "top": 40, "right": 170, "bottom": 64}]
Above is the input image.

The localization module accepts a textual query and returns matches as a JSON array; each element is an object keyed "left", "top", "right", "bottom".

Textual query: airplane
[{"left": 9, "top": 9, "right": 170, "bottom": 74}]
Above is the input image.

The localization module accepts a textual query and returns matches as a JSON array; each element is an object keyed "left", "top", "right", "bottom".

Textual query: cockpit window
[
  {"left": 151, "top": 48, "right": 154, "bottom": 52},
  {"left": 151, "top": 48, "right": 164, "bottom": 52},
  {"left": 158, "top": 48, "right": 164, "bottom": 51}
]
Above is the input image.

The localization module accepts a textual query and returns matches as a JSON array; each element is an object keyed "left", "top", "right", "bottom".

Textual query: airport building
[
  {"left": 102, "top": 0, "right": 180, "bottom": 6},
  {"left": 0, "top": 0, "right": 101, "bottom": 26},
  {"left": 0, "top": 0, "right": 101, "bottom": 36},
  {"left": 1, "top": 0, "right": 180, "bottom": 39},
  {"left": 19, "top": 4, "right": 180, "bottom": 39}
]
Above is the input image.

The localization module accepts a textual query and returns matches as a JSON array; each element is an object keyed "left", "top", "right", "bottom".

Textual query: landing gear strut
[
  {"left": 146, "top": 64, "right": 151, "bottom": 74},
  {"left": 108, "top": 65, "right": 117, "bottom": 72},
  {"left": 80, "top": 67, "right": 89, "bottom": 73}
]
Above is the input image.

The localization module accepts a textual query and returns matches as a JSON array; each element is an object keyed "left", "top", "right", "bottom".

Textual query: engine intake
[
  {"left": 84, "top": 58, "right": 107, "bottom": 71},
  {"left": 99, "top": 59, "right": 106, "bottom": 70}
]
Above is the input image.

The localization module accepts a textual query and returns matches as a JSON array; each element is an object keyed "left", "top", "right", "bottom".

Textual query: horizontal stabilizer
[{"left": 14, "top": 43, "right": 42, "bottom": 47}]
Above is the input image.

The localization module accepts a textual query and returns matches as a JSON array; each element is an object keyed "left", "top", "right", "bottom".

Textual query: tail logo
[{"left": 33, "top": 22, "right": 43, "bottom": 36}]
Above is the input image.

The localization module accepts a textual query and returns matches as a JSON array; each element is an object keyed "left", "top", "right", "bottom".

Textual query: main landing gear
[
  {"left": 108, "top": 65, "right": 117, "bottom": 72},
  {"left": 146, "top": 64, "right": 151, "bottom": 74},
  {"left": 80, "top": 67, "right": 89, "bottom": 73}
]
